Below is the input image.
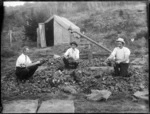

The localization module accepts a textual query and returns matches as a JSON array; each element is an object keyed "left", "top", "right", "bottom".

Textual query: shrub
[{"left": 1, "top": 48, "right": 18, "bottom": 58}]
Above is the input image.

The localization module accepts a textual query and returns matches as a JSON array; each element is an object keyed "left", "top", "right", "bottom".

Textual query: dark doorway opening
[{"left": 45, "top": 19, "right": 54, "bottom": 46}]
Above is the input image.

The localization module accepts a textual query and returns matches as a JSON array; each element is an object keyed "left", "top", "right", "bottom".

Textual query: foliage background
[{"left": 1, "top": 1, "right": 148, "bottom": 57}]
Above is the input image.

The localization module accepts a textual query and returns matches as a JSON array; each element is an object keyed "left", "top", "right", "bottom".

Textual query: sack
[{"left": 60, "top": 85, "right": 77, "bottom": 94}]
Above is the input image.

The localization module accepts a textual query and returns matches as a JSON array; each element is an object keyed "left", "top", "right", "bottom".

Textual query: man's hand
[
  {"left": 116, "top": 60, "right": 121, "bottom": 64},
  {"left": 36, "top": 61, "right": 41, "bottom": 64},
  {"left": 20, "top": 63, "right": 26, "bottom": 67},
  {"left": 64, "top": 54, "right": 69, "bottom": 59},
  {"left": 75, "top": 59, "right": 80, "bottom": 63},
  {"left": 68, "top": 57, "right": 73, "bottom": 59},
  {"left": 68, "top": 57, "right": 74, "bottom": 63},
  {"left": 104, "top": 58, "right": 111, "bottom": 63},
  {"left": 104, "top": 58, "right": 108, "bottom": 63},
  {"left": 39, "top": 59, "right": 49, "bottom": 65}
]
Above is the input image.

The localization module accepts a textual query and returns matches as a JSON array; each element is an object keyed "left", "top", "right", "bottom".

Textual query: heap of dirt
[{"left": 1, "top": 58, "right": 148, "bottom": 99}]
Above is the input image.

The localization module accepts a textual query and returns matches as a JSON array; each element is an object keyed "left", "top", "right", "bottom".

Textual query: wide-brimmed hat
[
  {"left": 116, "top": 38, "right": 125, "bottom": 44},
  {"left": 70, "top": 41, "right": 78, "bottom": 47}
]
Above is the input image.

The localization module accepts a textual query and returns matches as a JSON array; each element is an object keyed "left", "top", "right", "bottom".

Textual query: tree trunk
[{"left": 9, "top": 30, "right": 12, "bottom": 47}]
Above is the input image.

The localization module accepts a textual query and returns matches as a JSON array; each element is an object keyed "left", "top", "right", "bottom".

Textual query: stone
[
  {"left": 37, "top": 100, "right": 74, "bottom": 113},
  {"left": 37, "top": 66, "right": 47, "bottom": 71},
  {"left": 131, "top": 57, "right": 147, "bottom": 65},
  {"left": 86, "top": 89, "right": 112, "bottom": 101},
  {"left": 60, "top": 85, "right": 77, "bottom": 94},
  {"left": 2, "top": 100, "right": 38, "bottom": 113},
  {"left": 53, "top": 54, "right": 61, "bottom": 59},
  {"left": 86, "top": 92, "right": 103, "bottom": 101},
  {"left": 98, "top": 90, "right": 112, "bottom": 100},
  {"left": 133, "top": 90, "right": 149, "bottom": 101}
]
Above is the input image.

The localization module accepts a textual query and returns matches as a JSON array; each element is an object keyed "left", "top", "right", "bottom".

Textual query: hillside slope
[{"left": 63, "top": 3, "right": 147, "bottom": 53}]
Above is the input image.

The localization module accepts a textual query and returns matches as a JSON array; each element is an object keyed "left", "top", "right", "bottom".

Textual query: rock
[
  {"left": 131, "top": 57, "right": 147, "bottom": 65},
  {"left": 133, "top": 90, "right": 149, "bottom": 101},
  {"left": 91, "top": 89, "right": 101, "bottom": 93},
  {"left": 86, "top": 91, "right": 103, "bottom": 101},
  {"left": 2, "top": 100, "right": 38, "bottom": 113},
  {"left": 86, "top": 89, "right": 112, "bottom": 101},
  {"left": 37, "top": 66, "right": 47, "bottom": 71},
  {"left": 53, "top": 54, "right": 61, "bottom": 59},
  {"left": 99, "top": 90, "right": 112, "bottom": 100},
  {"left": 37, "top": 100, "right": 74, "bottom": 113},
  {"left": 60, "top": 85, "right": 77, "bottom": 94}
]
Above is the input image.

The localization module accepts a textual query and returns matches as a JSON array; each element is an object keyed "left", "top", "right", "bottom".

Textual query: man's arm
[
  {"left": 25, "top": 56, "right": 33, "bottom": 67},
  {"left": 64, "top": 49, "right": 70, "bottom": 58},
  {"left": 27, "top": 56, "right": 32, "bottom": 63},
  {"left": 105, "top": 48, "right": 116, "bottom": 62},
  {"left": 26, "top": 61, "right": 41, "bottom": 67}
]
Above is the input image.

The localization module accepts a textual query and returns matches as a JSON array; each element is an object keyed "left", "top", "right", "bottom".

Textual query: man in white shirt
[
  {"left": 15, "top": 46, "right": 46, "bottom": 82},
  {"left": 106, "top": 38, "right": 131, "bottom": 77},
  {"left": 63, "top": 41, "right": 80, "bottom": 69}
]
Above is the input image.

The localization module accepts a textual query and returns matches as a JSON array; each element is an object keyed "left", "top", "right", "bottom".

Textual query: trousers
[
  {"left": 63, "top": 57, "right": 78, "bottom": 69},
  {"left": 15, "top": 64, "right": 39, "bottom": 81},
  {"left": 114, "top": 63, "right": 129, "bottom": 77}
]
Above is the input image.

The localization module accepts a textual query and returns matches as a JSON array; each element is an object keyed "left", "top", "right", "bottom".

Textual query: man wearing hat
[
  {"left": 63, "top": 41, "right": 80, "bottom": 69},
  {"left": 106, "top": 38, "right": 131, "bottom": 77}
]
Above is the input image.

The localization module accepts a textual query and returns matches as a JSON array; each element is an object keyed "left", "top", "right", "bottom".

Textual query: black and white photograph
[{"left": 1, "top": 1, "right": 149, "bottom": 113}]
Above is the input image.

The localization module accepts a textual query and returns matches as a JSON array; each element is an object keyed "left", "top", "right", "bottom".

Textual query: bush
[{"left": 1, "top": 48, "right": 18, "bottom": 58}]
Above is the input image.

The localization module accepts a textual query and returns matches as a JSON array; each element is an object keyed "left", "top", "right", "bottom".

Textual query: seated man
[
  {"left": 106, "top": 38, "right": 131, "bottom": 77},
  {"left": 63, "top": 41, "right": 80, "bottom": 69},
  {"left": 15, "top": 46, "right": 46, "bottom": 82}
]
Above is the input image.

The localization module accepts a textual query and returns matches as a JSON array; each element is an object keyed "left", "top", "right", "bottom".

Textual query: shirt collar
[
  {"left": 21, "top": 53, "right": 27, "bottom": 56},
  {"left": 117, "top": 46, "right": 124, "bottom": 49},
  {"left": 21, "top": 53, "right": 25, "bottom": 56},
  {"left": 71, "top": 48, "right": 76, "bottom": 51}
]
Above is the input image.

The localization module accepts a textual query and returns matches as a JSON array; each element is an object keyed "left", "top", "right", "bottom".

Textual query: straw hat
[{"left": 116, "top": 38, "right": 125, "bottom": 44}]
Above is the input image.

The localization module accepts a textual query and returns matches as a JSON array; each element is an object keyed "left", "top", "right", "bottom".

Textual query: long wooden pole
[{"left": 70, "top": 30, "right": 112, "bottom": 53}]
